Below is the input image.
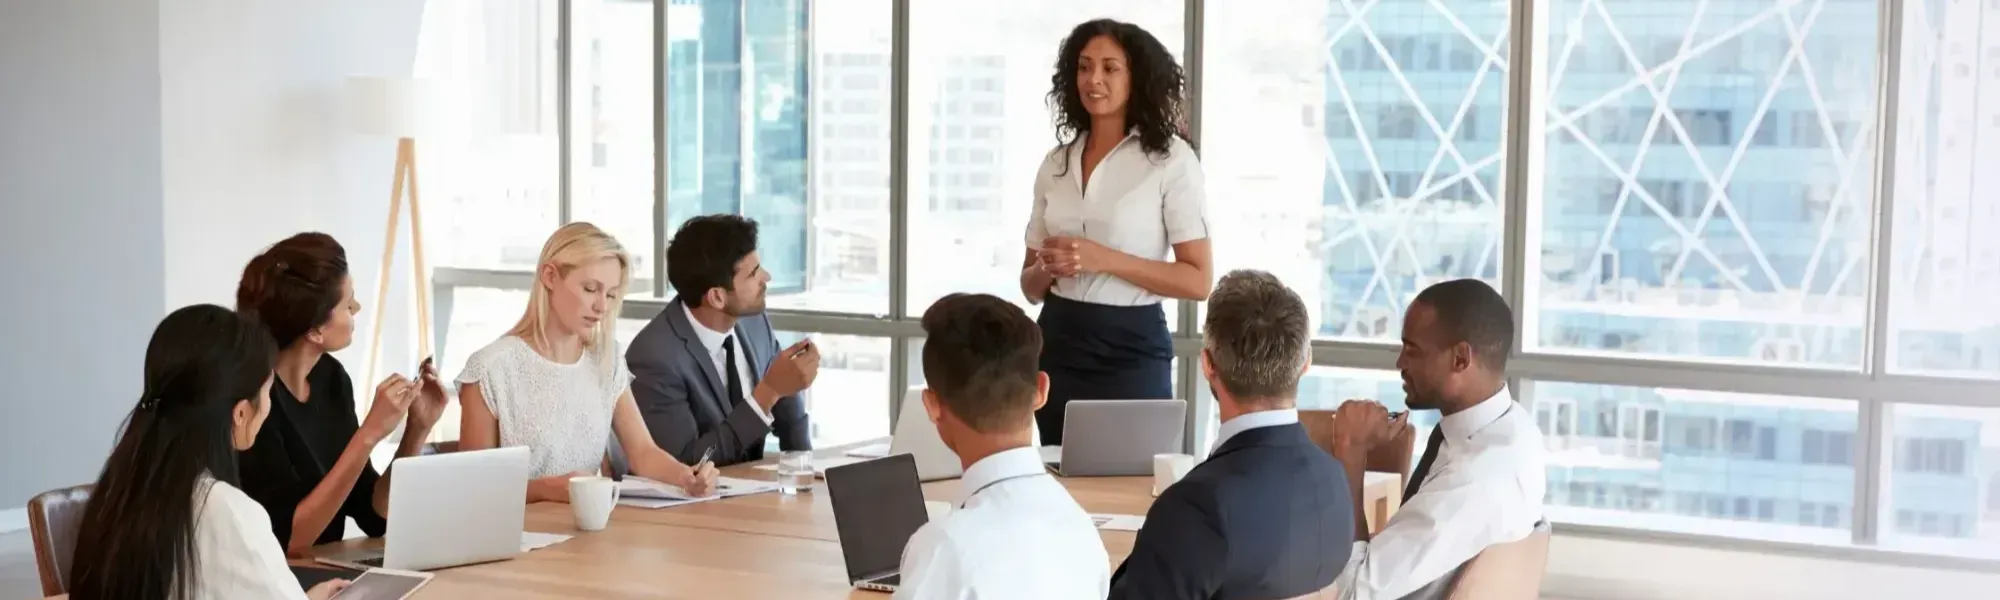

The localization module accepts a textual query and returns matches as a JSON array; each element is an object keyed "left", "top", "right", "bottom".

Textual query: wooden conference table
[{"left": 53, "top": 441, "right": 1401, "bottom": 599}]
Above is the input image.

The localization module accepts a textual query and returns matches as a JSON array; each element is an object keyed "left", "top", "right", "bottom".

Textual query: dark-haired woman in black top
[{"left": 235, "top": 232, "right": 450, "bottom": 557}]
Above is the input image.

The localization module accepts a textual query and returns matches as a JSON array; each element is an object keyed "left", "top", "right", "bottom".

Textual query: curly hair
[{"left": 1047, "top": 18, "right": 1191, "bottom": 173}]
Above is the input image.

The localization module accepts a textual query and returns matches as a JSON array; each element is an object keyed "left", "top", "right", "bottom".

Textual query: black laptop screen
[{"left": 825, "top": 453, "right": 929, "bottom": 581}]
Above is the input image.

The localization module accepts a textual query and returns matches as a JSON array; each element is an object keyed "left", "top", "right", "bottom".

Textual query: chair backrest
[
  {"left": 28, "top": 484, "right": 92, "bottom": 596},
  {"left": 1445, "top": 522, "right": 1553, "bottom": 600},
  {"left": 1299, "top": 409, "right": 1416, "bottom": 483}
]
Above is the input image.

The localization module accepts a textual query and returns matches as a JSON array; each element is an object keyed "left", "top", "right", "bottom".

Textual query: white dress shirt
[
  {"left": 1026, "top": 133, "right": 1209, "bottom": 307},
  {"left": 1211, "top": 408, "right": 1300, "bottom": 454},
  {"left": 194, "top": 477, "right": 311, "bottom": 600},
  {"left": 681, "top": 302, "right": 773, "bottom": 425},
  {"left": 1334, "top": 387, "right": 1546, "bottom": 600},
  {"left": 895, "top": 446, "right": 1110, "bottom": 600}
]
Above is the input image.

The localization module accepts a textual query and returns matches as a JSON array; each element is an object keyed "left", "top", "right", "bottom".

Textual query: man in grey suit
[{"left": 626, "top": 214, "right": 818, "bottom": 467}]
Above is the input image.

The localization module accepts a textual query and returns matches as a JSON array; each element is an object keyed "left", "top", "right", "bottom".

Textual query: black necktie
[
  {"left": 1404, "top": 426, "right": 1445, "bottom": 502},
  {"left": 722, "top": 335, "right": 745, "bottom": 407}
]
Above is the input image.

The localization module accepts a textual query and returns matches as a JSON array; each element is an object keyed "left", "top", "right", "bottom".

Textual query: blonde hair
[{"left": 508, "top": 222, "right": 630, "bottom": 378}]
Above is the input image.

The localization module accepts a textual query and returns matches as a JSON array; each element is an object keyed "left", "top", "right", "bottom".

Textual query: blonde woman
[{"left": 458, "top": 223, "right": 720, "bottom": 502}]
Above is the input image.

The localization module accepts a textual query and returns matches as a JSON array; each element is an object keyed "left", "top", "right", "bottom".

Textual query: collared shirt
[
  {"left": 1333, "top": 387, "right": 1546, "bottom": 600},
  {"left": 1211, "top": 408, "right": 1301, "bottom": 454},
  {"left": 680, "top": 302, "right": 772, "bottom": 425},
  {"left": 1026, "top": 132, "right": 1209, "bottom": 307},
  {"left": 895, "top": 447, "right": 1110, "bottom": 600},
  {"left": 193, "top": 477, "right": 312, "bottom": 600}
]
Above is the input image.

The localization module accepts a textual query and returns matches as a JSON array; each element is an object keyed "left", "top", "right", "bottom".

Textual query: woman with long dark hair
[
  {"left": 69, "top": 305, "right": 349, "bottom": 599},
  {"left": 1022, "top": 19, "right": 1214, "bottom": 442},
  {"left": 234, "top": 233, "right": 447, "bottom": 556}
]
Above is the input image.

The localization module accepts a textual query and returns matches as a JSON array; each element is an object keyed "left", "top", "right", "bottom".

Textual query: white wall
[
  {"left": 0, "top": 0, "right": 429, "bottom": 519},
  {"left": 0, "top": 0, "right": 169, "bottom": 508},
  {"left": 159, "top": 0, "right": 429, "bottom": 382}
]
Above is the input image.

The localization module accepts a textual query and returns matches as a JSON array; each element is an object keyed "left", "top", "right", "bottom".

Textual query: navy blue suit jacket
[
  {"left": 1109, "top": 422, "right": 1355, "bottom": 600},
  {"left": 621, "top": 297, "right": 811, "bottom": 467}
]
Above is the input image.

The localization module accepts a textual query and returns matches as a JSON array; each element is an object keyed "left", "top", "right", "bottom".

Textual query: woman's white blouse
[
  {"left": 458, "top": 335, "right": 632, "bottom": 478},
  {"left": 193, "top": 478, "right": 311, "bottom": 600},
  {"left": 1025, "top": 133, "right": 1210, "bottom": 307}
]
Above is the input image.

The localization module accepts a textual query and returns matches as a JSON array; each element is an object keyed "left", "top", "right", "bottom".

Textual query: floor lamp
[{"left": 346, "top": 76, "right": 439, "bottom": 401}]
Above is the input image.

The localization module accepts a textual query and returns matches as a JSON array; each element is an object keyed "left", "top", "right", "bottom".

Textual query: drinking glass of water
[{"left": 776, "top": 451, "right": 813, "bottom": 495}]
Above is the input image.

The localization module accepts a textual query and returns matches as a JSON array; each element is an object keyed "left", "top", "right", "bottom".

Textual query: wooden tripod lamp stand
[{"left": 346, "top": 76, "right": 440, "bottom": 397}]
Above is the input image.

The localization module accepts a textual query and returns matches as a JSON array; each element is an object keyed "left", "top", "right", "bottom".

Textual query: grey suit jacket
[{"left": 621, "top": 296, "right": 812, "bottom": 468}]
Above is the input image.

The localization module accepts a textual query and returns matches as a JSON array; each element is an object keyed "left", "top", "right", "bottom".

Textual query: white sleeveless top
[{"left": 457, "top": 336, "right": 632, "bottom": 478}]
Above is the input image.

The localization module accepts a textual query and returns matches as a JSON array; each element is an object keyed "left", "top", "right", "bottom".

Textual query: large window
[
  {"left": 1203, "top": 0, "right": 1509, "bottom": 341},
  {"left": 415, "top": 0, "right": 560, "bottom": 272},
  {"left": 412, "top": 0, "right": 2000, "bottom": 568},
  {"left": 1538, "top": 381, "right": 1856, "bottom": 546},
  {"left": 777, "top": 331, "right": 892, "bottom": 447},
  {"left": 571, "top": 0, "right": 658, "bottom": 279},
  {"left": 905, "top": 0, "right": 1184, "bottom": 314},
  {"left": 1883, "top": 405, "right": 1999, "bottom": 558},
  {"left": 666, "top": 0, "right": 892, "bottom": 313},
  {"left": 1888, "top": 0, "right": 2000, "bottom": 379},
  {"left": 1528, "top": 0, "right": 1880, "bottom": 366}
]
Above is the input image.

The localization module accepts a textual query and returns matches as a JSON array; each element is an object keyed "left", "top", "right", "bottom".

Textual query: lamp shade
[{"left": 344, "top": 76, "right": 442, "bottom": 138}]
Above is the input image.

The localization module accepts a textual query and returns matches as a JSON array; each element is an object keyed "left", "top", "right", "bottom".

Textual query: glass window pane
[
  {"left": 1538, "top": 380, "right": 1855, "bottom": 545},
  {"left": 1202, "top": 0, "right": 1507, "bottom": 342},
  {"left": 1887, "top": 2, "right": 2000, "bottom": 379},
  {"left": 571, "top": 0, "right": 658, "bottom": 285},
  {"left": 668, "top": 0, "right": 892, "bottom": 315},
  {"left": 1193, "top": 367, "right": 1437, "bottom": 465},
  {"left": 776, "top": 331, "right": 890, "bottom": 447},
  {"left": 904, "top": 0, "right": 1184, "bottom": 315},
  {"left": 1529, "top": 1, "right": 1880, "bottom": 366},
  {"left": 1883, "top": 404, "right": 2000, "bottom": 558},
  {"left": 416, "top": 0, "right": 560, "bottom": 271}
]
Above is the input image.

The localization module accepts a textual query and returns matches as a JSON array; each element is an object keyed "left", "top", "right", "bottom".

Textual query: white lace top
[{"left": 457, "top": 335, "right": 632, "bottom": 478}]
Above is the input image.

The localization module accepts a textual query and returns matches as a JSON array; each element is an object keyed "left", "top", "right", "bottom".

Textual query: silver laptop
[
  {"left": 317, "top": 446, "right": 530, "bottom": 571},
  {"left": 825, "top": 453, "right": 930, "bottom": 593},
  {"left": 1047, "top": 399, "right": 1187, "bottom": 477},
  {"left": 884, "top": 386, "right": 1044, "bottom": 481}
]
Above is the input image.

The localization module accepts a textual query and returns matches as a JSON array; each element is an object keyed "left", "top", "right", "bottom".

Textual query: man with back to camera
[
  {"left": 625, "top": 215, "right": 818, "bottom": 467},
  {"left": 894, "top": 293, "right": 1109, "bottom": 599},
  {"left": 1329, "top": 278, "right": 1546, "bottom": 600},
  {"left": 1108, "top": 269, "right": 1354, "bottom": 599}
]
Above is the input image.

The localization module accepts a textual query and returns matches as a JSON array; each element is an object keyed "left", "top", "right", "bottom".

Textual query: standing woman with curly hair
[{"left": 1022, "top": 19, "right": 1213, "bottom": 443}]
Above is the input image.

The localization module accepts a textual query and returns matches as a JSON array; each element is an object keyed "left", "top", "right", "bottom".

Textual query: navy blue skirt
[{"left": 1035, "top": 293, "right": 1174, "bottom": 444}]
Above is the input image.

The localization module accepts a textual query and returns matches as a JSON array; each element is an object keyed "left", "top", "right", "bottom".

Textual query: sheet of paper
[
  {"left": 521, "top": 531, "right": 572, "bottom": 552},
  {"left": 1090, "top": 514, "right": 1145, "bottom": 532},
  {"left": 618, "top": 496, "right": 710, "bottom": 509},
  {"left": 749, "top": 455, "right": 868, "bottom": 475},
  {"left": 845, "top": 443, "right": 891, "bottom": 458},
  {"left": 616, "top": 476, "right": 780, "bottom": 507}
]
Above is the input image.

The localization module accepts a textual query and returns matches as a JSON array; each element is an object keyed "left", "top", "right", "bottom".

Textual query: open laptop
[
  {"left": 1046, "top": 399, "right": 1187, "bottom": 477},
  {"left": 317, "top": 446, "right": 530, "bottom": 572},
  {"left": 825, "top": 453, "right": 930, "bottom": 593}
]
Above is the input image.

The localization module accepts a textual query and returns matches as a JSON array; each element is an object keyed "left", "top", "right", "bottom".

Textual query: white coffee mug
[
  {"left": 569, "top": 476, "right": 620, "bottom": 532},
  {"left": 1152, "top": 453, "right": 1195, "bottom": 497}
]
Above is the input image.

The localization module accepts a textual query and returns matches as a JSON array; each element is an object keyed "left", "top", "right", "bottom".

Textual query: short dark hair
[
  {"left": 666, "top": 214, "right": 759, "bottom": 305},
  {"left": 236, "top": 232, "right": 349, "bottom": 347},
  {"left": 920, "top": 294, "right": 1042, "bottom": 433},
  {"left": 1411, "top": 279, "right": 1514, "bottom": 372},
  {"left": 1203, "top": 270, "right": 1311, "bottom": 404}
]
